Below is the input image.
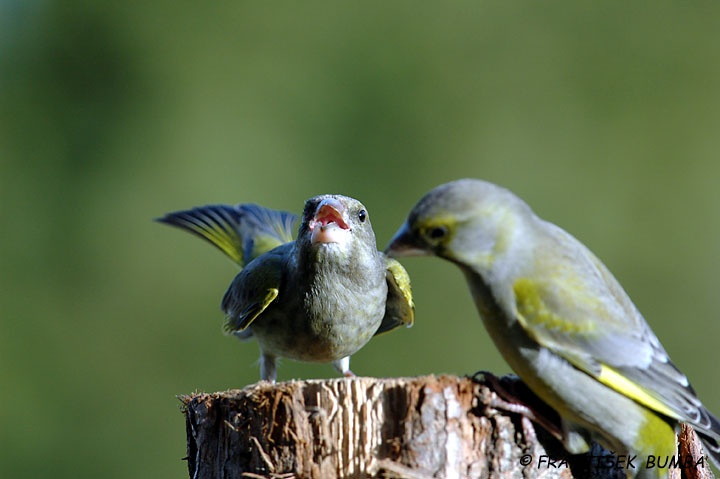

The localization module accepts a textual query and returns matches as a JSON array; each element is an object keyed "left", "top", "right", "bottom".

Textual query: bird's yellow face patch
[{"left": 414, "top": 215, "right": 456, "bottom": 252}]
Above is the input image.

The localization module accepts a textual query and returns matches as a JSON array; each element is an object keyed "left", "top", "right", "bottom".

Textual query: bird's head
[
  {"left": 385, "top": 179, "right": 531, "bottom": 271},
  {"left": 298, "top": 194, "right": 376, "bottom": 255}
]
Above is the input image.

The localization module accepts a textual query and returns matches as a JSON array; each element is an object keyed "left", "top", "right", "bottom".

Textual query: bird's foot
[
  {"left": 471, "top": 370, "right": 563, "bottom": 443},
  {"left": 332, "top": 357, "right": 355, "bottom": 377}
]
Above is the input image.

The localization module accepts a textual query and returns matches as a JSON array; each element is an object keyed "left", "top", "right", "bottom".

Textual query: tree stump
[{"left": 181, "top": 374, "right": 714, "bottom": 479}]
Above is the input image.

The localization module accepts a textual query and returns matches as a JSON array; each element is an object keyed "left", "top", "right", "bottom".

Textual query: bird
[
  {"left": 385, "top": 178, "right": 720, "bottom": 478},
  {"left": 157, "top": 194, "right": 413, "bottom": 383}
]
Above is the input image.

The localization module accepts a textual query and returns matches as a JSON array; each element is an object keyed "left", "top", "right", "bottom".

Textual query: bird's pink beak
[{"left": 309, "top": 199, "right": 350, "bottom": 245}]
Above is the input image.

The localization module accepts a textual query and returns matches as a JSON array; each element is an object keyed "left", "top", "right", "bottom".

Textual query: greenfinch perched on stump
[
  {"left": 158, "top": 194, "right": 413, "bottom": 383},
  {"left": 386, "top": 178, "right": 719, "bottom": 478}
]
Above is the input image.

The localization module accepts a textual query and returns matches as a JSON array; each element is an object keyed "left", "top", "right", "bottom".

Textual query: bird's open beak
[
  {"left": 309, "top": 198, "right": 350, "bottom": 245},
  {"left": 385, "top": 223, "right": 428, "bottom": 257}
]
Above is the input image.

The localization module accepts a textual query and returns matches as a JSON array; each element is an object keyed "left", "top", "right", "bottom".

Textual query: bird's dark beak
[{"left": 385, "top": 223, "right": 428, "bottom": 257}]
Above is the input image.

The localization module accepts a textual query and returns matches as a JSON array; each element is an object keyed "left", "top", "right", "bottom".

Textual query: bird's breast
[{"left": 250, "top": 265, "right": 387, "bottom": 362}]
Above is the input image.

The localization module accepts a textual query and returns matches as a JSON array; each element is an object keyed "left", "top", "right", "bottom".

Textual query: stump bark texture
[{"left": 181, "top": 374, "right": 714, "bottom": 479}]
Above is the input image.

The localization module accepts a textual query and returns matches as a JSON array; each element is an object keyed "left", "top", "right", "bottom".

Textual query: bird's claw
[{"left": 471, "top": 370, "right": 563, "bottom": 442}]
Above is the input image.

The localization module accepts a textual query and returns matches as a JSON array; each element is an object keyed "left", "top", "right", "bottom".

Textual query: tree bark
[{"left": 181, "top": 374, "right": 713, "bottom": 479}]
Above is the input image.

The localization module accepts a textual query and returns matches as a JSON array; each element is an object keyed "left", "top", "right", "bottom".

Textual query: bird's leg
[
  {"left": 332, "top": 356, "right": 355, "bottom": 377},
  {"left": 472, "top": 371, "right": 563, "bottom": 443},
  {"left": 260, "top": 352, "right": 277, "bottom": 383}
]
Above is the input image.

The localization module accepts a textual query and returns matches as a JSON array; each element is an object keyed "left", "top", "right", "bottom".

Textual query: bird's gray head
[
  {"left": 385, "top": 179, "right": 533, "bottom": 268},
  {"left": 297, "top": 194, "right": 377, "bottom": 254}
]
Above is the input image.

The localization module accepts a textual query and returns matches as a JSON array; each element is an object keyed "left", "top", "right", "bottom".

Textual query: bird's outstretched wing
[{"left": 156, "top": 203, "right": 297, "bottom": 267}]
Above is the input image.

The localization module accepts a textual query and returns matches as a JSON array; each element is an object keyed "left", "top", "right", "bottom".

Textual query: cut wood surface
[{"left": 181, "top": 374, "right": 713, "bottom": 479}]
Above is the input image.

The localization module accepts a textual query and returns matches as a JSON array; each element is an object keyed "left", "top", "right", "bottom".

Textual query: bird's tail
[
  {"left": 156, "top": 203, "right": 297, "bottom": 267},
  {"left": 694, "top": 407, "right": 720, "bottom": 470},
  {"left": 698, "top": 431, "right": 720, "bottom": 470}
]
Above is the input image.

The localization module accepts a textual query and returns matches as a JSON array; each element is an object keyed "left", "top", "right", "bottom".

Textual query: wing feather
[
  {"left": 514, "top": 221, "right": 719, "bottom": 441},
  {"left": 221, "top": 244, "right": 289, "bottom": 332},
  {"left": 375, "top": 256, "right": 414, "bottom": 336}
]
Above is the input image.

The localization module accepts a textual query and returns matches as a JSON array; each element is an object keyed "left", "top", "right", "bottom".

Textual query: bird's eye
[
  {"left": 427, "top": 225, "right": 448, "bottom": 240},
  {"left": 358, "top": 209, "right": 367, "bottom": 223}
]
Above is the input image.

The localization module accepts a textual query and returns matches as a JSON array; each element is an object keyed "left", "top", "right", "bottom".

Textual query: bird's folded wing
[
  {"left": 512, "top": 241, "right": 705, "bottom": 428},
  {"left": 375, "top": 256, "right": 415, "bottom": 336},
  {"left": 221, "top": 247, "right": 287, "bottom": 332}
]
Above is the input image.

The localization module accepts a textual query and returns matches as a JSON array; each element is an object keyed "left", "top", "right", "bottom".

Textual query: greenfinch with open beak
[{"left": 159, "top": 194, "right": 413, "bottom": 383}]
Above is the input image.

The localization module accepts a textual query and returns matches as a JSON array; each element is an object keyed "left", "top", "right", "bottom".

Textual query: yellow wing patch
[
  {"left": 375, "top": 258, "right": 415, "bottom": 336},
  {"left": 194, "top": 224, "right": 244, "bottom": 264},
  {"left": 387, "top": 259, "right": 414, "bottom": 321},
  {"left": 513, "top": 278, "right": 679, "bottom": 421},
  {"left": 598, "top": 365, "right": 679, "bottom": 420},
  {"left": 513, "top": 278, "right": 596, "bottom": 335},
  {"left": 225, "top": 287, "right": 279, "bottom": 333}
]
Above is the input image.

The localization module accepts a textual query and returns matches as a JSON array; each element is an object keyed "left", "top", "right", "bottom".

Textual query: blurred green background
[{"left": 2, "top": 2, "right": 720, "bottom": 477}]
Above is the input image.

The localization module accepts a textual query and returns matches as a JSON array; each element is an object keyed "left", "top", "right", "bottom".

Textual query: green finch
[
  {"left": 158, "top": 195, "right": 413, "bottom": 383},
  {"left": 386, "top": 178, "right": 719, "bottom": 478}
]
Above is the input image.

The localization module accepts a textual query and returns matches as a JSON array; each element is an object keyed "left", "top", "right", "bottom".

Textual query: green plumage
[
  {"left": 158, "top": 195, "right": 413, "bottom": 382},
  {"left": 387, "top": 178, "right": 720, "bottom": 478},
  {"left": 156, "top": 203, "right": 296, "bottom": 266}
]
